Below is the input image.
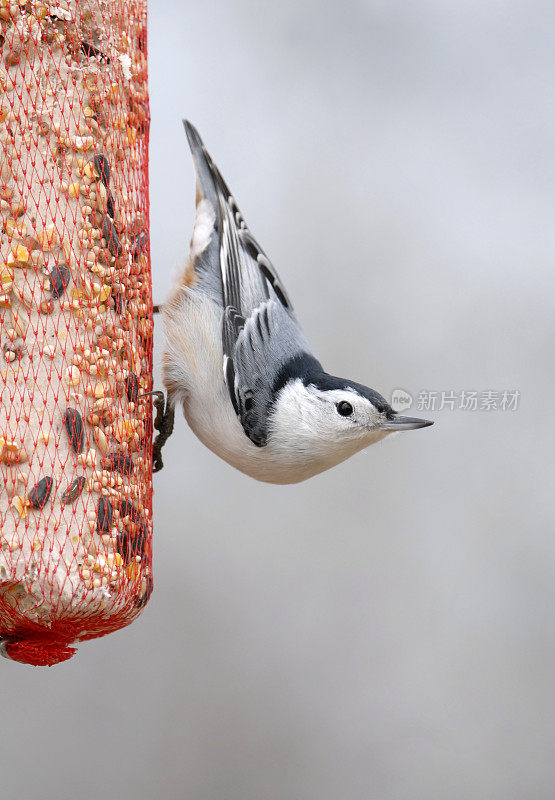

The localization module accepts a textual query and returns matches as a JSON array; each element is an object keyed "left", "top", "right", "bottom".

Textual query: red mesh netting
[{"left": 0, "top": 0, "right": 152, "bottom": 666}]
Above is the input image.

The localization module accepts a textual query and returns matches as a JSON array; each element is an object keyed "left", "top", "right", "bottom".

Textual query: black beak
[{"left": 380, "top": 415, "right": 434, "bottom": 431}]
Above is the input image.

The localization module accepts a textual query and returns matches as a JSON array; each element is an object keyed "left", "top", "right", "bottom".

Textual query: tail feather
[
  {"left": 181, "top": 120, "right": 294, "bottom": 319},
  {"left": 183, "top": 119, "right": 231, "bottom": 211},
  {"left": 180, "top": 121, "right": 225, "bottom": 302}
]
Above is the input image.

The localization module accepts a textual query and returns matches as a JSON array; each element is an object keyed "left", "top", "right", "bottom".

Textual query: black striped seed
[
  {"left": 61, "top": 476, "right": 86, "bottom": 505},
  {"left": 101, "top": 452, "right": 133, "bottom": 476},
  {"left": 135, "top": 574, "right": 153, "bottom": 608},
  {"left": 81, "top": 42, "right": 110, "bottom": 63},
  {"left": 102, "top": 215, "right": 121, "bottom": 257},
  {"left": 49, "top": 264, "right": 71, "bottom": 299},
  {"left": 113, "top": 290, "right": 124, "bottom": 314},
  {"left": 28, "top": 476, "right": 53, "bottom": 509},
  {"left": 93, "top": 153, "right": 110, "bottom": 186},
  {"left": 106, "top": 187, "right": 115, "bottom": 219},
  {"left": 96, "top": 497, "right": 113, "bottom": 535},
  {"left": 125, "top": 372, "right": 139, "bottom": 403},
  {"left": 119, "top": 499, "right": 140, "bottom": 522},
  {"left": 63, "top": 408, "right": 84, "bottom": 454},
  {"left": 116, "top": 525, "right": 146, "bottom": 565}
]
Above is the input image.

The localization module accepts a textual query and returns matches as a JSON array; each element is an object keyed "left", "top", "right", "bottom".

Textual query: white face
[
  {"left": 303, "top": 385, "right": 389, "bottom": 443},
  {"left": 268, "top": 380, "right": 393, "bottom": 471}
]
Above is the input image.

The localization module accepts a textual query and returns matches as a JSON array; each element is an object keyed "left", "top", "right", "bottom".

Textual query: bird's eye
[{"left": 336, "top": 401, "right": 353, "bottom": 417}]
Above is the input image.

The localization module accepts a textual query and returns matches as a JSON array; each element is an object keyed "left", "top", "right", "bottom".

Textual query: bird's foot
[{"left": 141, "top": 390, "right": 175, "bottom": 473}]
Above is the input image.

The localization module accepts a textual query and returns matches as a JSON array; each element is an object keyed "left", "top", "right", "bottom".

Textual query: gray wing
[
  {"left": 225, "top": 300, "right": 312, "bottom": 446},
  {"left": 184, "top": 121, "right": 313, "bottom": 446}
]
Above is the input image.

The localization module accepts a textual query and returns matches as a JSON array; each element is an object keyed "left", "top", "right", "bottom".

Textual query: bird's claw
[{"left": 140, "top": 390, "right": 175, "bottom": 473}]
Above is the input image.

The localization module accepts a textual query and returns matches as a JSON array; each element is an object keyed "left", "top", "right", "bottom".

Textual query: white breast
[{"left": 162, "top": 289, "right": 263, "bottom": 474}]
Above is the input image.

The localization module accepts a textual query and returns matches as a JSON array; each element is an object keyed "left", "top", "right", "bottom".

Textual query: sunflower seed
[
  {"left": 28, "top": 476, "right": 53, "bottom": 509},
  {"left": 49, "top": 264, "right": 71, "bottom": 299},
  {"left": 81, "top": 41, "right": 110, "bottom": 63},
  {"left": 119, "top": 499, "right": 140, "bottom": 522},
  {"left": 96, "top": 496, "right": 113, "bottom": 534},
  {"left": 61, "top": 475, "right": 86, "bottom": 504},
  {"left": 116, "top": 524, "right": 146, "bottom": 565},
  {"left": 113, "top": 290, "right": 124, "bottom": 314},
  {"left": 125, "top": 372, "right": 139, "bottom": 403},
  {"left": 63, "top": 408, "right": 84, "bottom": 454},
  {"left": 101, "top": 452, "right": 133, "bottom": 475},
  {"left": 135, "top": 574, "right": 153, "bottom": 608},
  {"left": 93, "top": 153, "right": 110, "bottom": 186},
  {"left": 106, "top": 187, "right": 115, "bottom": 219},
  {"left": 102, "top": 215, "right": 121, "bottom": 257}
]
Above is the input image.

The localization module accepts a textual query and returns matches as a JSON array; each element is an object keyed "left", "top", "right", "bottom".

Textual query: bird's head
[{"left": 268, "top": 370, "right": 432, "bottom": 480}]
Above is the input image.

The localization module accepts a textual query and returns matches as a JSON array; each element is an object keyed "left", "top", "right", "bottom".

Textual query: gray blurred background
[{"left": 2, "top": 1, "right": 553, "bottom": 798}]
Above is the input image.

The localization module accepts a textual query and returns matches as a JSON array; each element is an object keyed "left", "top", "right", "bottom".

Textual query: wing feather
[
  {"left": 183, "top": 121, "right": 312, "bottom": 446},
  {"left": 231, "top": 300, "right": 311, "bottom": 446}
]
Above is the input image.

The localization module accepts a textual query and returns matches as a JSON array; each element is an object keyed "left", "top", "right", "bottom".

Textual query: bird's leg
[{"left": 141, "top": 390, "right": 175, "bottom": 473}]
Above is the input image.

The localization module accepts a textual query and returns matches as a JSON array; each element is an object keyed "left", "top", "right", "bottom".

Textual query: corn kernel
[{"left": 11, "top": 495, "right": 29, "bottom": 518}]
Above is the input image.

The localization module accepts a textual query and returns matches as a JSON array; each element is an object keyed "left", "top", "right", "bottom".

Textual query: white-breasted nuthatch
[{"left": 157, "top": 121, "right": 432, "bottom": 483}]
